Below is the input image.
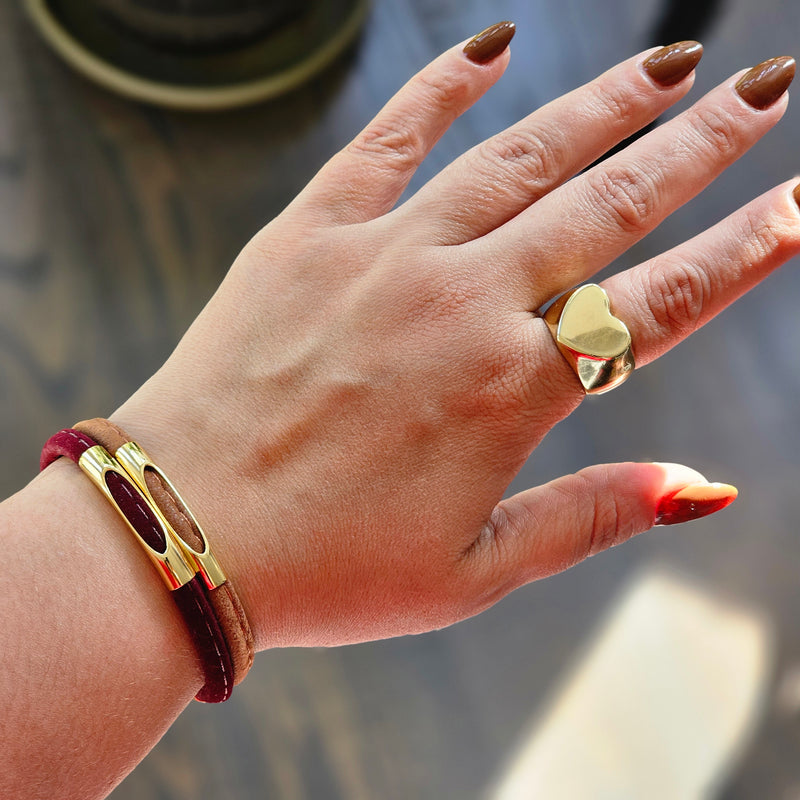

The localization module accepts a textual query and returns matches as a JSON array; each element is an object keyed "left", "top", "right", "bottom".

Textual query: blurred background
[{"left": 3, "top": 0, "right": 800, "bottom": 797}]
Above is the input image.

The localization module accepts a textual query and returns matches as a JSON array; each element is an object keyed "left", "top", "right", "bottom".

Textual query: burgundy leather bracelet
[
  {"left": 72, "top": 418, "right": 255, "bottom": 689},
  {"left": 41, "top": 428, "right": 234, "bottom": 703}
]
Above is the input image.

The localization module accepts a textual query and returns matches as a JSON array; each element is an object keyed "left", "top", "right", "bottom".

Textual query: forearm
[{"left": 0, "top": 460, "right": 201, "bottom": 799}]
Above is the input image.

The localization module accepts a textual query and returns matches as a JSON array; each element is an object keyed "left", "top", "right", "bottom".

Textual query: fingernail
[
  {"left": 655, "top": 482, "right": 738, "bottom": 525},
  {"left": 793, "top": 182, "right": 800, "bottom": 210},
  {"left": 642, "top": 41, "right": 703, "bottom": 87},
  {"left": 463, "top": 21, "right": 516, "bottom": 64},
  {"left": 735, "top": 56, "right": 796, "bottom": 109}
]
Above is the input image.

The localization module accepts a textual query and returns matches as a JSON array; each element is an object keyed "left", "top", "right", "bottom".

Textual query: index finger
[{"left": 292, "top": 22, "right": 515, "bottom": 226}]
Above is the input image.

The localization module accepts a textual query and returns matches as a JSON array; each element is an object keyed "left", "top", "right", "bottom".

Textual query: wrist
[
  {"left": 1, "top": 460, "right": 201, "bottom": 793},
  {"left": 34, "top": 460, "right": 203, "bottom": 694},
  {"left": 110, "top": 388, "right": 280, "bottom": 651}
]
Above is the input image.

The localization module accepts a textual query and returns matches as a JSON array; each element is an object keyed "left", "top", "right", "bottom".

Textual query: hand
[{"left": 115, "top": 29, "right": 800, "bottom": 650}]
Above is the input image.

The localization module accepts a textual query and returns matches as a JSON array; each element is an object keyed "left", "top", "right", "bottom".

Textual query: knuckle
[
  {"left": 588, "top": 80, "right": 641, "bottom": 129},
  {"left": 568, "top": 471, "right": 633, "bottom": 556},
  {"left": 506, "top": 355, "right": 574, "bottom": 424},
  {"left": 342, "top": 66, "right": 471, "bottom": 175},
  {"left": 685, "top": 105, "right": 740, "bottom": 158},
  {"left": 459, "top": 506, "right": 529, "bottom": 608},
  {"left": 398, "top": 268, "right": 476, "bottom": 326},
  {"left": 478, "top": 127, "right": 563, "bottom": 193},
  {"left": 493, "top": 323, "right": 583, "bottom": 428},
  {"left": 589, "top": 493, "right": 636, "bottom": 554},
  {"left": 646, "top": 261, "right": 710, "bottom": 337},
  {"left": 470, "top": 505, "right": 516, "bottom": 565},
  {"left": 414, "top": 70, "right": 468, "bottom": 116},
  {"left": 587, "top": 164, "right": 658, "bottom": 235},
  {"left": 346, "top": 118, "right": 423, "bottom": 174},
  {"left": 470, "top": 350, "right": 531, "bottom": 420},
  {"left": 435, "top": 334, "right": 525, "bottom": 426},
  {"left": 588, "top": 500, "right": 621, "bottom": 555},
  {"left": 742, "top": 209, "right": 786, "bottom": 263}
]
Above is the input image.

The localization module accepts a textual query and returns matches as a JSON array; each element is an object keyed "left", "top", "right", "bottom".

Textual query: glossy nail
[
  {"left": 793, "top": 182, "right": 800, "bottom": 210},
  {"left": 735, "top": 56, "right": 796, "bottom": 109},
  {"left": 655, "top": 482, "right": 738, "bottom": 525},
  {"left": 642, "top": 41, "right": 703, "bottom": 87},
  {"left": 463, "top": 21, "right": 516, "bottom": 64}
]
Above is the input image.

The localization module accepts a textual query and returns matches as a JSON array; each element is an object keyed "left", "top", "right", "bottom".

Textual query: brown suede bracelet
[{"left": 72, "top": 418, "right": 255, "bottom": 693}]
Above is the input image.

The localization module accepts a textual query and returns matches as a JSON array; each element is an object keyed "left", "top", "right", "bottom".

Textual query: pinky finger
[{"left": 605, "top": 179, "right": 800, "bottom": 367}]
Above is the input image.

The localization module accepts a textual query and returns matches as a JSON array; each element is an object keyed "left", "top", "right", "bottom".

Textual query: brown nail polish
[
  {"left": 642, "top": 41, "right": 703, "bottom": 87},
  {"left": 655, "top": 483, "right": 738, "bottom": 526},
  {"left": 735, "top": 56, "right": 796, "bottom": 109},
  {"left": 463, "top": 21, "right": 516, "bottom": 64},
  {"left": 793, "top": 182, "right": 800, "bottom": 210}
]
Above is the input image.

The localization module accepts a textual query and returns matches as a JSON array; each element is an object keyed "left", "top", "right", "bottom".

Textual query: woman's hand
[{"left": 115, "top": 27, "right": 800, "bottom": 649}]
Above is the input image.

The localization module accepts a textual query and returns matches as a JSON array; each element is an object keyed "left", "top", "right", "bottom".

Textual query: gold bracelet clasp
[
  {"left": 114, "top": 441, "right": 227, "bottom": 590},
  {"left": 78, "top": 445, "right": 197, "bottom": 590}
]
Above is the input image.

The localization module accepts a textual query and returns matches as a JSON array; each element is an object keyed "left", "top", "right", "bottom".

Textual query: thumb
[{"left": 472, "top": 462, "right": 737, "bottom": 587}]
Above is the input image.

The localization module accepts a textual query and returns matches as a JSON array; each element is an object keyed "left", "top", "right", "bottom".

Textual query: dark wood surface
[{"left": 4, "top": 0, "right": 800, "bottom": 796}]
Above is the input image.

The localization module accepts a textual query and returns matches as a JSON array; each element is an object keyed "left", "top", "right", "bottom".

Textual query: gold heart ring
[{"left": 542, "top": 284, "right": 634, "bottom": 395}]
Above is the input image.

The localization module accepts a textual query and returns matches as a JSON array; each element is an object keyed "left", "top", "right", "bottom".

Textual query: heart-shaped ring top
[
  {"left": 542, "top": 284, "right": 634, "bottom": 394},
  {"left": 556, "top": 284, "right": 630, "bottom": 358}
]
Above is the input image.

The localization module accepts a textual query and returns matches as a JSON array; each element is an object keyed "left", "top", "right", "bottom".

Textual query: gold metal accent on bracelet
[
  {"left": 78, "top": 445, "right": 197, "bottom": 590},
  {"left": 115, "top": 441, "right": 227, "bottom": 590}
]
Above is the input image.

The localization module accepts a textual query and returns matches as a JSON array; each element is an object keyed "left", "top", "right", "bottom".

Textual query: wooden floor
[{"left": 4, "top": 0, "right": 800, "bottom": 796}]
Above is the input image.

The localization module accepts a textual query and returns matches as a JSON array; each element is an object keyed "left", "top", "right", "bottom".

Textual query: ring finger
[
  {"left": 519, "top": 180, "right": 800, "bottom": 417},
  {"left": 606, "top": 180, "right": 800, "bottom": 368}
]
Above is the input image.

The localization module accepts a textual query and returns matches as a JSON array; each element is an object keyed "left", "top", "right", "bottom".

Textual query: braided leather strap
[{"left": 41, "top": 427, "right": 241, "bottom": 702}]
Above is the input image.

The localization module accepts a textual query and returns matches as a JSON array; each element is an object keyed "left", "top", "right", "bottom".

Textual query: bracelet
[
  {"left": 40, "top": 422, "right": 254, "bottom": 702},
  {"left": 72, "top": 419, "right": 255, "bottom": 689}
]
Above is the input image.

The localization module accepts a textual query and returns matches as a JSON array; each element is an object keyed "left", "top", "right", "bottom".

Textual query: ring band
[{"left": 542, "top": 284, "right": 634, "bottom": 395}]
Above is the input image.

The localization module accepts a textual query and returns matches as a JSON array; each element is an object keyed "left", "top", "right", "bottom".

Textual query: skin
[{"left": 2, "top": 40, "right": 800, "bottom": 798}]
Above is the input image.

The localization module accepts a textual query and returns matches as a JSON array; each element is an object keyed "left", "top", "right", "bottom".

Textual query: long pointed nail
[
  {"left": 655, "top": 482, "right": 738, "bottom": 525},
  {"left": 463, "top": 21, "right": 516, "bottom": 64},
  {"left": 735, "top": 56, "right": 796, "bottom": 109},
  {"left": 642, "top": 41, "right": 703, "bottom": 87}
]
